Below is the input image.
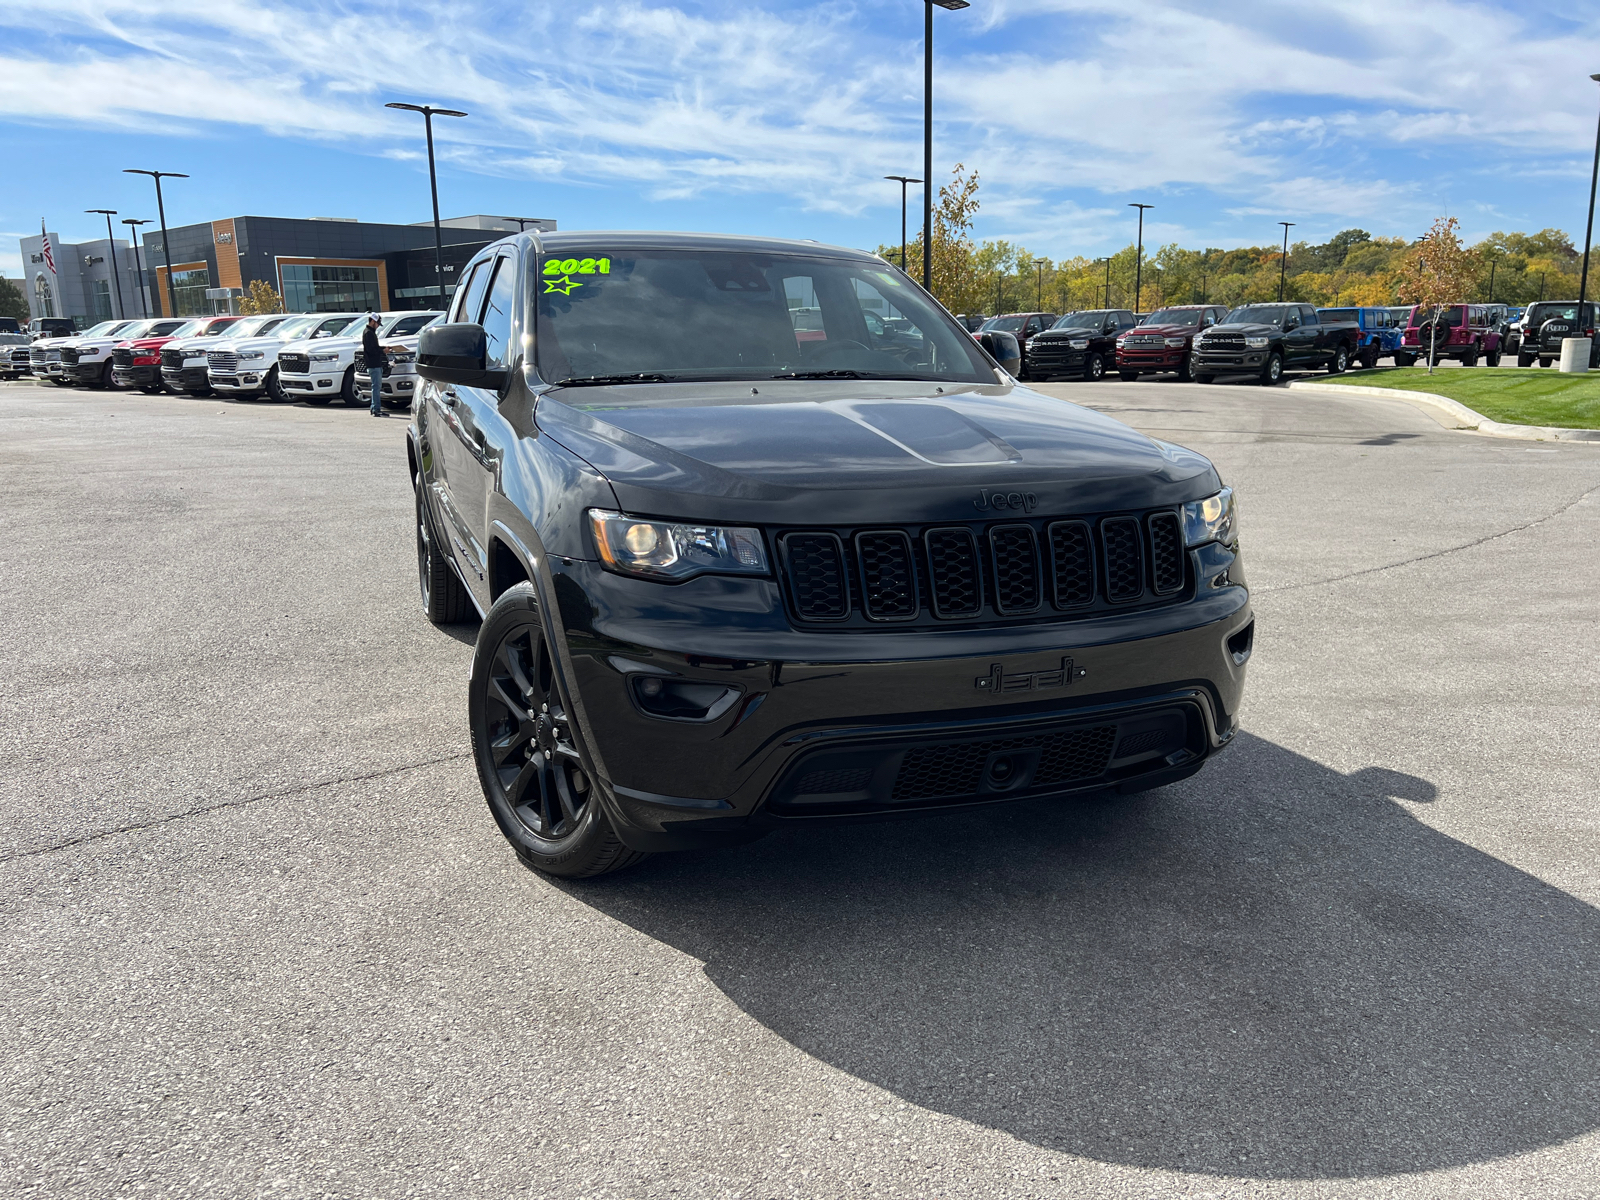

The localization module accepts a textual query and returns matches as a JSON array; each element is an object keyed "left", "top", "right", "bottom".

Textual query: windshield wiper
[
  {"left": 553, "top": 373, "right": 675, "bottom": 387},
  {"left": 770, "top": 369, "right": 866, "bottom": 380}
]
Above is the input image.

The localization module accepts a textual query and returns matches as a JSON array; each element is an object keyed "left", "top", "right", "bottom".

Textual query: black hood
[
  {"left": 534, "top": 379, "right": 1219, "bottom": 525},
  {"left": 1204, "top": 322, "right": 1281, "bottom": 337}
]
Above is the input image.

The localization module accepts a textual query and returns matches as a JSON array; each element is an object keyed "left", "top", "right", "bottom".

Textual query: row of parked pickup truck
[
  {"left": 1, "top": 310, "right": 443, "bottom": 405},
  {"left": 973, "top": 300, "right": 1598, "bottom": 385}
]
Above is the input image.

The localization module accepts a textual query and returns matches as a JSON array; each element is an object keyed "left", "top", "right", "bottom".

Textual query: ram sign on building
[{"left": 130, "top": 214, "right": 557, "bottom": 317}]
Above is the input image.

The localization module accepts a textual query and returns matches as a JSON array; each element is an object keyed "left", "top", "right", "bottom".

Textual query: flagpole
[{"left": 40, "top": 218, "right": 63, "bottom": 322}]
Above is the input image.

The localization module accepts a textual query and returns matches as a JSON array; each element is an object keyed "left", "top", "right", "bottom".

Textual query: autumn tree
[
  {"left": 1396, "top": 216, "right": 1479, "bottom": 373},
  {"left": 239, "top": 279, "right": 284, "bottom": 315},
  {"left": 0, "top": 276, "right": 29, "bottom": 323}
]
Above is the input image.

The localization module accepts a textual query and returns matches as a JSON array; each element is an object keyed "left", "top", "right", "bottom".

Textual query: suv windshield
[
  {"left": 1141, "top": 308, "right": 1204, "bottom": 327},
  {"left": 534, "top": 249, "right": 993, "bottom": 385},
  {"left": 1051, "top": 312, "right": 1105, "bottom": 330},
  {"left": 980, "top": 316, "right": 1028, "bottom": 333},
  {"left": 1224, "top": 305, "right": 1290, "bottom": 326}
]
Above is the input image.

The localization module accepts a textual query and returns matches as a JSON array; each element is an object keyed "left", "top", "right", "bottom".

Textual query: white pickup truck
[
  {"left": 277, "top": 310, "right": 442, "bottom": 406},
  {"left": 207, "top": 313, "right": 360, "bottom": 402},
  {"left": 59, "top": 319, "right": 165, "bottom": 387},
  {"left": 31, "top": 320, "right": 134, "bottom": 386}
]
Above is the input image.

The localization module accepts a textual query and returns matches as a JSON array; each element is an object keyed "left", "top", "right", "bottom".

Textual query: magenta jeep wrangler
[{"left": 1396, "top": 304, "right": 1502, "bottom": 367}]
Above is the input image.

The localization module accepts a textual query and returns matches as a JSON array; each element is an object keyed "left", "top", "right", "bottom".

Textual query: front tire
[
  {"left": 415, "top": 474, "right": 473, "bottom": 625},
  {"left": 1175, "top": 353, "right": 1194, "bottom": 382},
  {"left": 1082, "top": 352, "right": 1104, "bottom": 382},
  {"left": 266, "top": 365, "right": 289, "bottom": 403},
  {"left": 1260, "top": 351, "right": 1283, "bottom": 385},
  {"left": 470, "top": 582, "right": 648, "bottom": 879},
  {"left": 340, "top": 366, "right": 360, "bottom": 406}
]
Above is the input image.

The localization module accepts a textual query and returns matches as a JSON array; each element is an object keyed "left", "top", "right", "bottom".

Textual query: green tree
[
  {"left": 1397, "top": 216, "right": 1479, "bottom": 373},
  {"left": 0, "top": 276, "right": 29, "bottom": 323}
]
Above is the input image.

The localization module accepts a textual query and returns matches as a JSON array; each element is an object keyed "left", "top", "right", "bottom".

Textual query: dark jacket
[{"left": 361, "top": 325, "right": 387, "bottom": 372}]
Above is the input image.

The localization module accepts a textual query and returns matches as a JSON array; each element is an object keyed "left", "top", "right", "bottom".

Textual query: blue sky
[{"left": 4, "top": 0, "right": 1600, "bottom": 276}]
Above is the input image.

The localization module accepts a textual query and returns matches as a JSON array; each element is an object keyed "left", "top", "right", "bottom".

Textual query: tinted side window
[
  {"left": 452, "top": 260, "right": 490, "bottom": 324},
  {"left": 1300, "top": 307, "right": 1319, "bottom": 324},
  {"left": 481, "top": 256, "right": 516, "bottom": 372}
]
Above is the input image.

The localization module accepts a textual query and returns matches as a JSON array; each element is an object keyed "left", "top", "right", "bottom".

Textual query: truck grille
[
  {"left": 111, "top": 348, "right": 136, "bottom": 367},
  {"left": 59, "top": 347, "right": 81, "bottom": 364},
  {"left": 1025, "top": 337, "right": 1083, "bottom": 367},
  {"left": 1199, "top": 334, "right": 1244, "bottom": 348},
  {"left": 207, "top": 351, "right": 239, "bottom": 372},
  {"left": 161, "top": 349, "right": 185, "bottom": 369},
  {"left": 1122, "top": 333, "right": 1164, "bottom": 347},
  {"left": 278, "top": 352, "right": 310, "bottom": 374},
  {"left": 776, "top": 508, "right": 1188, "bottom": 629},
  {"left": 891, "top": 725, "right": 1119, "bottom": 801}
]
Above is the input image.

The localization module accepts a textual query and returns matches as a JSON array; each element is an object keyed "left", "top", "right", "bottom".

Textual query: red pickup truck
[
  {"left": 1115, "top": 305, "right": 1230, "bottom": 381},
  {"left": 112, "top": 320, "right": 204, "bottom": 393}
]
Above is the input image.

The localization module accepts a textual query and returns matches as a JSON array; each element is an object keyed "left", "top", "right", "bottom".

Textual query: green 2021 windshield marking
[{"left": 544, "top": 258, "right": 610, "bottom": 275}]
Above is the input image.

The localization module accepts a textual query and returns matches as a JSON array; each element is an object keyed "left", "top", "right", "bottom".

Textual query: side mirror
[
  {"left": 417, "top": 323, "right": 506, "bottom": 390},
  {"left": 1284, "top": 318, "right": 1299, "bottom": 331}
]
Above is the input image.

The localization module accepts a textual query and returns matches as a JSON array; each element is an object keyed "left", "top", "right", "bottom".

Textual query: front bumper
[
  {"left": 208, "top": 371, "right": 267, "bottom": 392},
  {"left": 161, "top": 365, "right": 211, "bottom": 390},
  {"left": 356, "top": 373, "right": 417, "bottom": 402},
  {"left": 1194, "top": 350, "right": 1267, "bottom": 373},
  {"left": 543, "top": 545, "right": 1252, "bottom": 852},
  {"left": 1116, "top": 348, "right": 1189, "bottom": 372},
  {"left": 112, "top": 364, "right": 159, "bottom": 386},
  {"left": 279, "top": 371, "right": 339, "bottom": 395},
  {"left": 64, "top": 359, "right": 108, "bottom": 382},
  {"left": 1025, "top": 346, "right": 1088, "bottom": 376}
]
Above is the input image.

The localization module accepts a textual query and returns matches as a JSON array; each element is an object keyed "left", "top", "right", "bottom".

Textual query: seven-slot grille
[
  {"left": 59, "top": 347, "right": 81, "bottom": 364},
  {"left": 278, "top": 352, "right": 310, "bottom": 374},
  {"left": 160, "top": 348, "right": 185, "bottom": 369},
  {"left": 111, "top": 347, "right": 138, "bottom": 367},
  {"left": 778, "top": 509, "right": 1188, "bottom": 628},
  {"left": 207, "top": 350, "right": 239, "bottom": 372}
]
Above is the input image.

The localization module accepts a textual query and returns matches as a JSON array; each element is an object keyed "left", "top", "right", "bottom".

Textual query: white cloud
[{"left": 0, "top": 0, "right": 1597, "bottom": 253}]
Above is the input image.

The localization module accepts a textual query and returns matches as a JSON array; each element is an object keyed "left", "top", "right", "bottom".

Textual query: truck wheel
[
  {"left": 1117, "top": 369, "right": 1139, "bottom": 382},
  {"left": 1083, "top": 352, "right": 1104, "bottom": 381},
  {"left": 340, "top": 366, "right": 360, "bottom": 406},
  {"left": 263, "top": 365, "right": 288, "bottom": 403},
  {"left": 99, "top": 361, "right": 116, "bottom": 389},
  {"left": 1360, "top": 346, "right": 1379, "bottom": 370},
  {"left": 470, "top": 581, "right": 649, "bottom": 879},
  {"left": 416, "top": 473, "right": 473, "bottom": 625},
  {"left": 1327, "top": 345, "right": 1349, "bottom": 374},
  {"left": 1175, "top": 354, "right": 1194, "bottom": 382},
  {"left": 1259, "top": 352, "right": 1283, "bottom": 385}
]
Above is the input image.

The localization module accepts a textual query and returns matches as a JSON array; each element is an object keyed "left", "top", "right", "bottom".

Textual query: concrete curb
[{"left": 1286, "top": 380, "right": 1600, "bottom": 442}]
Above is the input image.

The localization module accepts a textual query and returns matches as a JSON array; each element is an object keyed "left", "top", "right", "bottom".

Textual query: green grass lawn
[{"left": 1329, "top": 366, "right": 1600, "bottom": 429}]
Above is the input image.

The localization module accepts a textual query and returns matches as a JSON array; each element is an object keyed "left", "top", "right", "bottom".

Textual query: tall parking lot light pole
[
  {"left": 122, "top": 219, "right": 151, "bottom": 316},
  {"left": 885, "top": 175, "right": 922, "bottom": 271},
  {"left": 1277, "top": 221, "right": 1295, "bottom": 302},
  {"left": 1099, "top": 256, "right": 1110, "bottom": 307},
  {"left": 1129, "top": 203, "right": 1152, "bottom": 311},
  {"left": 1578, "top": 73, "right": 1600, "bottom": 310},
  {"left": 123, "top": 170, "right": 188, "bottom": 318},
  {"left": 1031, "top": 258, "right": 1047, "bottom": 310},
  {"left": 923, "top": 0, "right": 969, "bottom": 293},
  {"left": 86, "top": 208, "right": 126, "bottom": 319},
  {"left": 386, "top": 102, "right": 469, "bottom": 305}
]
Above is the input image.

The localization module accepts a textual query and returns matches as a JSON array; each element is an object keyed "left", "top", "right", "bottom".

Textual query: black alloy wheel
[
  {"left": 265, "top": 365, "right": 288, "bottom": 403},
  {"left": 470, "top": 582, "right": 647, "bottom": 879},
  {"left": 1463, "top": 342, "right": 1480, "bottom": 367},
  {"left": 415, "top": 474, "right": 473, "bottom": 624},
  {"left": 1486, "top": 346, "right": 1502, "bottom": 367},
  {"left": 1360, "top": 345, "right": 1379, "bottom": 370},
  {"left": 1260, "top": 351, "right": 1283, "bottom": 385},
  {"left": 99, "top": 361, "right": 115, "bottom": 389},
  {"left": 1083, "top": 352, "right": 1104, "bottom": 381},
  {"left": 1327, "top": 345, "right": 1349, "bottom": 374}
]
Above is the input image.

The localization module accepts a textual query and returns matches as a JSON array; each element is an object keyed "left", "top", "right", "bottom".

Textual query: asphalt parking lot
[{"left": 2, "top": 376, "right": 1597, "bottom": 1199}]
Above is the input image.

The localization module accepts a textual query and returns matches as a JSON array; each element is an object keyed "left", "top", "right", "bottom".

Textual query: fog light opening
[{"left": 1227, "top": 619, "right": 1255, "bottom": 665}]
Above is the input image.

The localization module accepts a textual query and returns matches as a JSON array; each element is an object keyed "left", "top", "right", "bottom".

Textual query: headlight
[
  {"left": 1114, "top": 337, "right": 1127, "bottom": 347},
  {"left": 589, "top": 509, "right": 768, "bottom": 580},
  {"left": 1165, "top": 337, "right": 1188, "bottom": 348},
  {"left": 79, "top": 347, "right": 99, "bottom": 356},
  {"left": 1182, "top": 487, "right": 1236, "bottom": 547},
  {"left": 310, "top": 352, "right": 339, "bottom": 363},
  {"left": 239, "top": 350, "right": 265, "bottom": 360},
  {"left": 1245, "top": 336, "right": 1270, "bottom": 349},
  {"left": 388, "top": 350, "right": 416, "bottom": 365},
  {"left": 1069, "top": 338, "right": 1090, "bottom": 350}
]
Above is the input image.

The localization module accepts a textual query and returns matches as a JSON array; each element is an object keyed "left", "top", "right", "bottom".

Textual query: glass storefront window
[
  {"left": 171, "top": 268, "right": 211, "bottom": 316},
  {"left": 280, "top": 264, "right": 381, "bottom": 313},
  {"left": 91, "top": 279, "right": 114, "bottom": 321}
]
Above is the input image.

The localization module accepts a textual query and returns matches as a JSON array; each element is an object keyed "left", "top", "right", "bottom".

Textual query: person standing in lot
[{"left": 362, "top": 314, "right": 387, "bottom": 417}]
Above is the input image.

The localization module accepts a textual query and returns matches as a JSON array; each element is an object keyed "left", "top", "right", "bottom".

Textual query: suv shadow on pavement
[{"left": 562, "top": 731, "right": 1600, "bottom": 1179}]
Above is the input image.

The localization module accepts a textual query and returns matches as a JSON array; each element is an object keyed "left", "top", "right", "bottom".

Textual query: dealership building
[{"left": 18, "top": 213, "right": 555, "bottom": 324}]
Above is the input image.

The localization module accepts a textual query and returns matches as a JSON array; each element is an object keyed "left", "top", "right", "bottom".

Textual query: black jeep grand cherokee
[{"left": 409, "top": 232, "right": 1252, "bottom": 877}]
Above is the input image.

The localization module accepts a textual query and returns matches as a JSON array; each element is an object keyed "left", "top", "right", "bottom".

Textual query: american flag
[{"left": 40, "top": 222, "right": 56, "bottom": 275}]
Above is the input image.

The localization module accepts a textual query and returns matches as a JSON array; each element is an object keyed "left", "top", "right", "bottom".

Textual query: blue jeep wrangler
[{"left": 1317, "top": 307, "right": 1404, "bottom": 369}]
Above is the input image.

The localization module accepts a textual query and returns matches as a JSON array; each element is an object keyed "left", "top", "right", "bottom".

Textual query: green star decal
[{"left": 543, "top": 274, "right": 583, "bottom": 295}]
